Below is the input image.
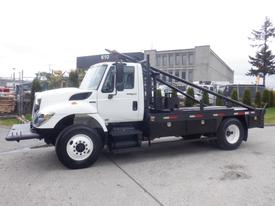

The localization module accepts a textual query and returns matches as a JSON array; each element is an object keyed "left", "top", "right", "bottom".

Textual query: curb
[
  {"left": 264, "top": 124, "right": 275, "bottom": 127},
  {"left": 0, "top": 125, "right": 10, "bottom": 129}
]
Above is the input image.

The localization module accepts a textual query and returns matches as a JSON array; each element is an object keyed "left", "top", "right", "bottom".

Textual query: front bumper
[{"left": 5, "top": 123, "right": 40, "bottom": 142}]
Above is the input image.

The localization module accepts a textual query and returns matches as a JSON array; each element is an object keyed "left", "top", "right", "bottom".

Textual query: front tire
[
  {"left": 55, "top": 125, "right": 103, "bottom": 169},
  {"left": 217, "top": 118, "right": 244, "bottom": 150}
]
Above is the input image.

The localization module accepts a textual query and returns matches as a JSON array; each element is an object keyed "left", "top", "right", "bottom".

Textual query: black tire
[
  {"left": 217, "top": 118, "right": 244, "bottom": 150},
  {"left": 55, "top": 124, "right": 103, "bottom": 169}
]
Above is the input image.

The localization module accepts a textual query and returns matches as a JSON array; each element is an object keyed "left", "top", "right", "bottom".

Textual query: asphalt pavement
[{"left": 0, "top": 126, "right": 275, "bottom": 206}]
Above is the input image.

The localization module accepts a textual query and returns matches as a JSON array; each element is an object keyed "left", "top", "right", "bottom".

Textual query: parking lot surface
[{"left": 1, "top": 126, "right": 275, "bottom": 206}]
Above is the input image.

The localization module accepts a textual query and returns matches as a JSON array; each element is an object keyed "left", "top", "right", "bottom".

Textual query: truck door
[{"left": 97, "top": 65, "right": 139, "bottom": 123}]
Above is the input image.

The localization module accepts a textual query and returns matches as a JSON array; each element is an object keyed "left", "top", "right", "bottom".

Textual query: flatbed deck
[{"left": 146, "top": 106, "right": 264, "bottom": 139}]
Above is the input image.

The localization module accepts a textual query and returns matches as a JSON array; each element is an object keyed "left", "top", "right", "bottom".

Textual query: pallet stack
[{"left": 0, "top": 96, "right": 16, "bottom": 113}]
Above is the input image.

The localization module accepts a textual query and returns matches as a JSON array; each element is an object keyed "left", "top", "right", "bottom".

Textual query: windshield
[{"left": 80, "top": 64, "right": 108, "bottom": 90}]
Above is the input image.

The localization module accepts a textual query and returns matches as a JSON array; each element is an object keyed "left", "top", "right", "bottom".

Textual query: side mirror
[{"left": 116, "top": 63, "right": 124, "bottom": 91}]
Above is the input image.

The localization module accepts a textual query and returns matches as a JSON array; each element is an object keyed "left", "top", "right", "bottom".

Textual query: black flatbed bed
[{"left": 146, "top": 106, "right": 264, "bottom": 139}]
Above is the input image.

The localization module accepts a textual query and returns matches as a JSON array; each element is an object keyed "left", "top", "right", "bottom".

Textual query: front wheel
[
  {"left": 55, "top": 125, "right": 103, "bottom": 169},
  {"left": 217, "top": 118, "right": 245, "bottom": 150}
]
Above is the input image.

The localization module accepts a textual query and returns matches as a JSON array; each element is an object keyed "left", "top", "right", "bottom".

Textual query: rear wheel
[
  {"left": 55, "top": 125, "right": 103, "bottom": 169},
  {"left": 217, "top": 118, "right": 244, "bottom": 150}
]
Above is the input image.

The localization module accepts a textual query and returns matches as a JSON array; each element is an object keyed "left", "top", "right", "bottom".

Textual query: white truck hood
[{"left": 36, "top": 87, "right": 92, "bottom": 110}]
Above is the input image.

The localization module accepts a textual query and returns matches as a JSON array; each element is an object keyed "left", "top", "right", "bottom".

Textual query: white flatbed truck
[{"left": 6, "top": 50, "right": 265, "bottom": 169}]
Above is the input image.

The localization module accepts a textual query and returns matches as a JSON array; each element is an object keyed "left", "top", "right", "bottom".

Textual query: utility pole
[
  {"left": 12, "top": 68, "right": 15, "bottom": 90},
  {"left": 21, "top": 69, "right": 24, "bottom": 83}
]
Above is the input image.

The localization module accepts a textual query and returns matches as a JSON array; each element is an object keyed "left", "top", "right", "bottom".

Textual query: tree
[
  {"left": 77, "top": 68, "right": 86, "bottom": 84},
  {"left": 31, "top": 78, "right": 42, "bottom": 108},
  {"left": 247, "top": 17, "right": 275, "bottom": 86},
  {"left": 202, "top": 91, "right": 209, "bottom": 105},
  {"left": 48, "top": 74, "right": 63, "bottom": 89},
  {"left": 231, "top": 89, "right": 238, "bottom": 101},
  {"left": 255, "top": 91, "right": 262, "bottom": 108},
  {"left": 185, "top": 87, "right": 195, "bottom": 107},
  {"left": 262, "top": 89, "right": 270, "bottom": 107},
  {"left": 242, "top": 89, "right": 252, "bottom": 106},
  {"left": 68, "top": 70, "right": 79, "bottom": 87}
]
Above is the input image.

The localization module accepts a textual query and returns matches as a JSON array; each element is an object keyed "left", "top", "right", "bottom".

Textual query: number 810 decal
[{"left": 101, "top": 54, "right": 109, "bottom": 60}]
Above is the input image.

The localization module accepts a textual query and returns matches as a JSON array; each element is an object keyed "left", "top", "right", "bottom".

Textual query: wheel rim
[
  {"left": 225, "top": 124, "right": 240, "bottom": 144},
  {"left": 66, "top": 134, "right": 93, "bottom": 161}
]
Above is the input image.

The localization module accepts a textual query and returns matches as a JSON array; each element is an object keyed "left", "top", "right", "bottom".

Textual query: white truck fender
[{"left": 37, "top": 102, "right": 108, "bottom": 132}]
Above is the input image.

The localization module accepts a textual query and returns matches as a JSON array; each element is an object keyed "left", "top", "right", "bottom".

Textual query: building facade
[
  {"left": 144, "top": 45, "right": 234, "bottom": 84},
  {"left": 77, "top": 52, "right": 144, "bottom": 70}
]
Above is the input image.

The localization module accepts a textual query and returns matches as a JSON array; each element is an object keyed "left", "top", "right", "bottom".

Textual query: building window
[
  {"left": 181, "top": 71, "right": 186, "bottom": 80},
  {"left": 188, "top": 53, "right": 194, "bottom": 65},
  {"left": 156, "top": 55, "right": 161, "bottom": 66},
  {"left": 175, "top": 70, "right": 179, "bottom": 82},
  {"left": 169, "top": 55, "right": 173, "bottom": 66},
  {"left": 175, "top": 54, "right": 181, "bottom": 65},
  {"left": 188, "top": 70, "right": 193, "bottom": 82},
  {"left": 161, "top": 73, "right": 166, "bottom": 82},
  {"left": 182, "top": 54, "right": 187, "bottom": 65},
  {"left": 163, "top": 55, "right": 167, "bottom": 66},
  {"left": 168, "top": 70, "right": 173, "bottom": 82}
]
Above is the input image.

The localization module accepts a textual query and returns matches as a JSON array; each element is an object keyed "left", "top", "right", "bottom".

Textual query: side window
[
  {"left": 123, "top": 66, "right": 135, "bottom": 89},
  {"left": 102, "top": 66, "right": 115, "bottom": 93}
]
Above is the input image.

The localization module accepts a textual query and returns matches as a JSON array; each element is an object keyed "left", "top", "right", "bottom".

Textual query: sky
[{"left": 0, "top": 0, "right": 275, "bottom": 88}]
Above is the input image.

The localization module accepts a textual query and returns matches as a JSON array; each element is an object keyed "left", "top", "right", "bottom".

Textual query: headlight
[{"left": 34, "top": 112, "right": 55, "bottom": 127}]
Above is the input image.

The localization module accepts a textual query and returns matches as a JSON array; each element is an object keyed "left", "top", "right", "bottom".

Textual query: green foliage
[
  {"left": 247, "top": 17, "right": 275, "bottom": 86},
  {"left": 172, "top": 89, "right": 178, "bottom": 97},
  {"left": 185, "top": 87, "right": 195, "bottom": 107},
  {"left": 262, "top": 89, "right": 270, "bottom": 107},
  {"left": 242, "top": 89, "right": 252, "bottom": 106},
  {"left": 269, "top": 90, "right": 274, "bottom": 107},
  {"left": 48, "top": 75, "right": 63, "bottom": 89},
  {"left": 202, "top": 91, "right": 209, "bottom": 105},
  {"left": 0, "top": 118, "right": 21, "bottom": 126},
  {"left": 254, "top": 91, "right": 262, "bottom": 107},
  {"left": 265, "top": 107, "right": 275, "bottom": 124},
  {"left": 216, "top": 92, "right": 224, "bottom": 106},
  {"left": 31, "top": 78, "right": 42, "bottom": 108},
  {"left": 156, "top": 89, "right": 162, "bottom": 97},
  {"left": 68, "top": 70, "right": 79, "bottom": 87},
  {"left": 231, "top": 89, "right": 238, "bottom": 101},
  {"left": 77, "top": 69, "right": 86, "bottom": 83}
]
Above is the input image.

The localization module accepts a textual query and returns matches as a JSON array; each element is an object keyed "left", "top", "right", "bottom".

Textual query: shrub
[
  {"left": 254, "top": 91, "right": 262, "bottom": 108},
  {"left": 269, "top": 90, "right": 274, "bottom": 107},
  {"left": 156, "top": 89, "right": 162, "bottom": 97},
  {"left": 231, "top": 89, "right": 238, "bottom": 101},
  {"left": 216, "top": 92, "right": 224, "bottom": 106},
  {"left": 262, "top": 89, "right": 270, "bottom": 107},
  {"left": 242, "top": 89, "right": 252, "bottom": 106},
  {"left": 202, "top": 91, "right": 210, "bottom": 105},
  {"left": 185, "top": 87, "right": 195, "bottom": 107},
  {"left": 172, "top": 89, "right": 178, "bottom": 97}
]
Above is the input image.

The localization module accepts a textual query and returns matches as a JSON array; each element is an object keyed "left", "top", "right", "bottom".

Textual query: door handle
[{"left": 133, "top": 101, "right": 138, "bottom": 111}]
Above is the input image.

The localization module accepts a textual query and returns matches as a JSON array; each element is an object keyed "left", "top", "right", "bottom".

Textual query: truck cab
[
  {"left": 31, "top": 62, "right": 144, "bottom": 130},
  {"left": 82, "top": 62, "right": 145, "bottom": 123}
]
